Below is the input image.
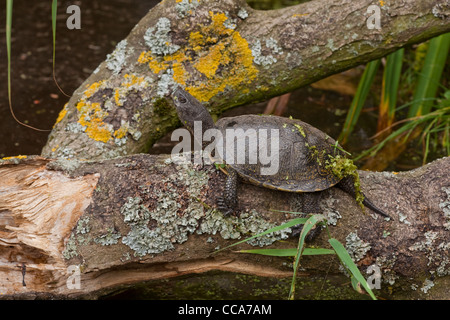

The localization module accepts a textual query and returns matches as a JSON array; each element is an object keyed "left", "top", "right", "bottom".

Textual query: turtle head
[{"left": 172, "top": 87, "right": 215, "bottom": 134}]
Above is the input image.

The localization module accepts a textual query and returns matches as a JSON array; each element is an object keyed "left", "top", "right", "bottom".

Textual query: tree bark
[
  {"left": 0, "top": 154, "right": 449, "bottom": 299},
  {"left": 41, "top": 0, "right": 450, "bottom": 161}
]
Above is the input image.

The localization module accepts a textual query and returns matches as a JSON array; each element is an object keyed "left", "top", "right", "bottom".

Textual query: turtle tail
[{"left": 337, "top": 176, "right": 390, "bottom": 219}]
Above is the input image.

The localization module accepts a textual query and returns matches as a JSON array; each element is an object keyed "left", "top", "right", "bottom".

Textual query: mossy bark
[
  {"left": 41, "top": 0, "right": 450, "bottom": 160},
  {"left": 1, "top": 155, "right": 449, "bottom": 299}
]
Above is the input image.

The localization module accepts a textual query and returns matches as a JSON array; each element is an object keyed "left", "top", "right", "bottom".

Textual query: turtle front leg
[
  {"left": 217, "top": 168, "right": 238, "bottom": 216},
  {"left": 290, "top": 192, "right": 323, "bottom": 241}
]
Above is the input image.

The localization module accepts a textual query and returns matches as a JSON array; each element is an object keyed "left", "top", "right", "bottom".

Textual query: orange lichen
[
  {"left": 77, "top": 101, "right": 111, "bottom": 143},
  {"left": 1, "top": 155, "right": 27, "bottom": 160},
  {"left": 137, "top": 11, "right": 258, "bottom": 102},
  {"left": 121, "top": 73, "right": 146, "bottom": 88},
  {"left": 84, "top": 81, "right": 104, "bottom": 98},
  {"left": 114, "top": 126, "right": 128, "bottom": 139},
  {"left": 114, "top": 89, "right": 122, "bottom": 106},
  {"left": 54, "top": 103, "right": 68, "bottom": 127}
]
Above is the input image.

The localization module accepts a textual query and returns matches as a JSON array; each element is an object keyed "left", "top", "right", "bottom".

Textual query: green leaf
[
  {"left": 339, "top": 59, "right": 381, "bottom": 144},
  {"left": 378, "top": 48, "right": 404, "bottom": 130},
  {"left": 328, "top": 238, "right": 377, "bottom": 300},
  {"left": 408, "top": 33, "right": 450, "bottom": 117},
  {"left": 289, "top": 214, "right": 326, "bottom": 300},
  {"left": 52, "top": 0, "right": 57, "bottom": 69},
  {"left": 6, "top": 0, "right": 13, "bottom": 105},
  {"left": 238, "top": 247, "right": 335, "bottom": 257}
]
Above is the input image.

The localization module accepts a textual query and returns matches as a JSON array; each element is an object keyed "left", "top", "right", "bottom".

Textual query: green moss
[
  {"left": 325, "top": 155, "right": 364, "bottom": 209},
  {"left": 153, "top": 97, "right": 173, "bottom": 116},
  {"left": 293, "top": 123, "right": 306, "bottom": 138}
]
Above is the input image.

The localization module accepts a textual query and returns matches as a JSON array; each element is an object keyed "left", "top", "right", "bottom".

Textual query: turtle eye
[{"left": 178, "top": 96, "right": 187, "bottom": 103}]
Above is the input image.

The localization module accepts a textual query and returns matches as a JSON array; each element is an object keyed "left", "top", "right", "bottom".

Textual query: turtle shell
[{"left": 215, "top": 115, "right": 344, "bottom": 192}]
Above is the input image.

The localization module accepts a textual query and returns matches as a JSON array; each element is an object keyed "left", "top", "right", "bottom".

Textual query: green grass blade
[
  {"left": 378, "top": 49, "right": 404, "bottom": 131},
  {"left": 52, "top": 0, "right": 57, "bottom": 69},
  {"left": 289, "top": 214, "right": 326, "bottom": 300},
  {"left": 408, "top": 33, "right": 450, "bottom": 117},
  {"left": 238, "top": 247, "right": 335, "bottom": 257},
  {"left": 215, "top": 217, "right": 308, "bottom": 253},
  {"left": 328, "top": 238, "right": 377, "bottom": 300},
  {"left": 339, "top": 59, "right": 381, "bottom": 144},
  {"left": 6, "top": 0, "right": 13, "bottom": 105}
]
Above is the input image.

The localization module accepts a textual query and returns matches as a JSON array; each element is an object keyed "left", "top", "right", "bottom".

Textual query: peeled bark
[
  {"left": 0, "top": 154, "right": 449, "bottom": 299},
  {"left": 41, "top": 0, "right": 450, "bottom": 161}
]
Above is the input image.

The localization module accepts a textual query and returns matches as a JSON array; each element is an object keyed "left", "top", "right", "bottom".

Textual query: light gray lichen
[
  {"left": 94, "top": 229, "right": 121, "bottom": 246},
  {"left": 237, "top": 8, "right": 248, "bottom": 19},
  {"left": 266, "top": 37, "right": 283, "bottom": 54},
  {"left": 375, "top": 254, "right": 398, "bottom": 285},
  {"left": 409, "top": 231, "right": 438, "bottom": 251},
  {"left": 345, "top": 232, "right": 371, "bottom": 262},
  {"left": 121, "top": 155, "right": 209, "bottom": 257},
  {"left": 175, "top": 0, "right": 200, "bottom": 18},
  {"left": 106, "top": 40, "right": 131, "bottom": 74},
  {"left": 62, "top": 234, "right": 79, "bottom": 259},
  {"left": 285, "top": 52, "right": 302, "bottom": 69},
  {"left": 408, "top": 230, "right": 450, "bottom": 277},
  {"left": 432, "top": 3, "right": 449, "bottom": 19},
  {"left": 144, "top": 18, "right": 180, "bottom": 56},
  {"left": 66, "top": 121, "right": 86, "bottom": 134},
  {"left": 121, "top": 154, "right": 293, "bottom": 257},
  {"left": 156, "top": 68, "right": 177, "bottom": 97},
  {"left": 321, "top": 197, "right": 341, "bottom": 226},
  {"left": 326, "top": 39, "right": 337, "bottom": 51},
  {"left": 223, "top": 12, "right": 237, "bottom": 30},
  {"left": 439, "top": 187, "right": 450, "bottom": 230},
  {"left": 420, "top": 279, "right": 435, "bottom": 293},
  {"left": 76, "top": 217, "right": 90, "bottom": 234},
  {"left": 46, "top": 158, "right": 81, "bottom": 174},
  {"left": 398, "top": 211, "right": 411, "bottom": 225},
  {"left": 251, "top": 39, "right": 281, "bottom": 67}
]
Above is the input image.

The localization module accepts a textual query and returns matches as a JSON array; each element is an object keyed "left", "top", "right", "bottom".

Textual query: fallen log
[{"left": 0, "top": 154, "right": 449, "bottom": 299}]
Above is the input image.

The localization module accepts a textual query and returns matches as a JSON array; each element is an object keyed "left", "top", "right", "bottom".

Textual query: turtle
[{"left": 171, "top": 87, "right": 390, "bottom": 219}]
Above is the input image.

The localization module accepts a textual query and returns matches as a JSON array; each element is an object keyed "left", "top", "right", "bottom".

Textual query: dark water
[{"left": 0, "top": 0, "right": 159, "bottom": 158}]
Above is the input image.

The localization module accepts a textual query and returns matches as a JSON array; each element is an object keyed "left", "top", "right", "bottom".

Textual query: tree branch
[
  {"left": 41, "top": 0, "right": 450, "bottom": 160},
  {"left": 1, "top": 154, "right": 449, "bottom": 299}
]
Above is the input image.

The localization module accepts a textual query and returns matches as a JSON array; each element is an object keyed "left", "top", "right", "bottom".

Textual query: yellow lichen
[
  {"left": 76, "top": 81, "right": 113, "bottom": 143},
  {"left": 292, "top": 13, "right": 309, "bottom": 18},
  {"left": 54, "top": 103, "right": 68, "bottom": 127},
  {"left": 136, "top": 10, "right": 258, "bottom": 102},
  {"left": 84, "top": 81, "right": 104, "bottom": 98},
  {"left": 121, "top": 73, "right": 146, "bottom": 88},
  {"left": 1, "top": 155, "right": 27, "bottom": 160},
  {"left": 114, "top": 89, "right": 122, "bottom": 106},
  {"left": 114, "top": 126, "right": 128, "bottom": 139},
  {"left": 77, "top": 101, "right": 111, "bottom": 143},
  {"left": 194, "top": 42, "right": 226, "bottom": 79}
]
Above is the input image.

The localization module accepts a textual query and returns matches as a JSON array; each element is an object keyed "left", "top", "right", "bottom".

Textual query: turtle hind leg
[
  {"left": 217, "top": 168, "right": 239, "bottom": 216},
  {"left": 289, "top": 192, "right": 323, "bottom": 241},
  {"left": 337, "top": 176, "right": 391, "bottom": 219}
]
